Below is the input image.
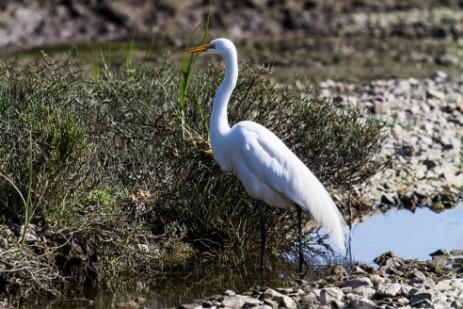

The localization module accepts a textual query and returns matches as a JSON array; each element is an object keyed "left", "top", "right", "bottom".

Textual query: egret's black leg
[
  {"left": 258, "top": 200, "right": 266, "bottom": 271},
  {"left": 297, "top": 206, "right": 308, "bottom": 274}
]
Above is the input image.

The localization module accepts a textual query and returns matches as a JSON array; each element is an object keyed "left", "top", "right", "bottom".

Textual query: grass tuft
[{"left": 179, "top": 0, "right": 212, "bottom": 139}]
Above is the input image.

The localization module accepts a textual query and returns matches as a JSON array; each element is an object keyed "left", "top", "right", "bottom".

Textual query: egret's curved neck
[{"left": 210, "top": 49, "right": 238, "bottom": 142}]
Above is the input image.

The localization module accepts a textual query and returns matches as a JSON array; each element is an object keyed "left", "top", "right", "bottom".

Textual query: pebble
[
  {"left": 320, "top": 287, "right": 343, "bottom": 305},
  {"left": 318, "top": 71, "right": 462, "bottom": 209},
  {"left": 377, "top": 283, "right": 402, "bottom": 297},
  {"left": 343, "top": 277, "right": 373, "bottom": 289},
  {"left": 177, "top": 250, "right": 463, "bottom": 309}
]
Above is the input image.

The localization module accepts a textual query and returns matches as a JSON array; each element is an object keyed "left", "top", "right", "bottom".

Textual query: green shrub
[
  {"left": 0, "top": 59, "right": 86, "bottom": 226},
  {"left": 0, "top": 55, "right": 385, "bottom": 290}
]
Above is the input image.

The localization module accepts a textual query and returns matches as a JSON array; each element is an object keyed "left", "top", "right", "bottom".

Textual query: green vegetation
[{"left": 0, "top": 49, "right": 386, "bottom": 301}]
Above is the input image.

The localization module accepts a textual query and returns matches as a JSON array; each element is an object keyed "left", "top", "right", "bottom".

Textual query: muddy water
[{"left": 42, "top": 261, "right": 319, "bottom": 308}]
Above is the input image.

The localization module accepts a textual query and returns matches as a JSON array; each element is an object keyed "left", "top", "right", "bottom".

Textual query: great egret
[{"left": 185, "top": 38, "right": 347, "bottom": 272}]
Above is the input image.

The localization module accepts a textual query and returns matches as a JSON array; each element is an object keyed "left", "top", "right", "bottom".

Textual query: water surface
[{"left": 350, "top": 204, "right": 463, "bottom": 262}]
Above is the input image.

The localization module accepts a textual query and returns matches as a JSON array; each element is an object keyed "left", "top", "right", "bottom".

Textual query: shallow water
[
  {"left": 350, "top": 204, "right": 463, "bottom": 262},
  {"left": 41, "top": 262, "right": 315, "bottom": 308},
  {"left": 36, "top": 203, "right": 463, "bottom": 308}
]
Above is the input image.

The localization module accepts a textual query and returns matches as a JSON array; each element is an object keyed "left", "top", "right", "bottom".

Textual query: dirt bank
[{"left": 2, "top": 0, "right": 463, "bottom": 51}]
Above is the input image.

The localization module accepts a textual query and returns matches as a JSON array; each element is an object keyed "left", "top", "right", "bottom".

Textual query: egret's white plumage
[{"left": 185, "top": 38, "right": 347, "bottom": 268}]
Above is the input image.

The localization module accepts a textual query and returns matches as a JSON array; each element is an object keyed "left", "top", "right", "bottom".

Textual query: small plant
[
  {"left": 0, "top": 130, "right": 35, "bottom": 244},
  {"left": 126, "top": 31, "right": 136, "bottom": 80}
]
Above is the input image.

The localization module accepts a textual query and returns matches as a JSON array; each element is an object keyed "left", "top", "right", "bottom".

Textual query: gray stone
[
  {"left": 426, "top": 88, "right": 446, "bottom": 100},
  {"left": 332, "top": 299, "right": 345, "bottom": 308},
  {"left": 423, "top": 277, "right": 436, "bottom": 289},
  {"left": 409, "top": 291, "right": 435, "bottom": 305},
  {"left": 262, "top": 288, "right": 279, "bottom": 298},
  {"left": 451, "top": 278, "right": 463, "bottom": 290},
  {"left": 369, "top": 275, "right": 385, "bottom": 287},
  {"left": 300, "top": 293, "right": 318, "bottom": 306},
  {"left": 262, "top": 298, "right": 278, "bottom": 308},
  {"left": 413, "top": 270, "right": 426, "bottom": 280},
  {"left": 434, "top": 279, "right": 452, "bottom": 291},
  {"left": 224, "top": 290, "right": 236, "bottom": 297},
  {"left": 430, "top": 249, "right": 449, "bottom": 257},
  {"left": 239, "top": 295, "right": 262, "bottom": 306},
  {"left": 377, "top": 283, "right": 402, "bottom": 297},
  {"left": 450, "top": 249, "right": 463, "bottom": 256},
  {"left": 340, "top": 286, "right": 352, "bottom": 294},
  {"left": 432, "top": 70, "right": 448, "bottom": 81},
  {"left": 349, "top": 296, "right": 380, "bottom": 309},
  {"left": 352, "top": 286, "right": 376, "bottom": 298},
  {"left": 400, "top": 284, "right": 414, "bottom": 296},
  {"left": 434, "top": 299, "right": 451, "bottom": 309},
  {"left": 397, "top": 297, "right": 409, "bottom": 305},
  {"left": 221, "top": 296, "right": 245, "bottom": 309},
  {"left": 320, "top": 287, "right": 343, "bottom": 305},
  {"left": 278, "top": 295, "right": 297, "bottom": 309},
  {"left": 343, "top": 277, "right": 373, "bottom": 289},
  {"left": 262, "top": 288, "right": 296, "bottom": 309}
]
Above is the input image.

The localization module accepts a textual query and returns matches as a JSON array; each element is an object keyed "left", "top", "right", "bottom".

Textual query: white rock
[
  {"left": 434, "top": 279, "right": 452, "bottom": 291},
  {"left": 451, "top": 279, "right": 463, "bottom": 290},
  {"left": 343, "top": 277, "right": 373, "bottom": 289},
  {"left": 378, "top": 283, "right": 402, "bottom": 297},
  {"left": 369, "top": 275, "right": 386, "bottom": 286},
  {"left": 320, "top": 287, "right": 344, "bottom": 305},
  {"left": 349, "top": 296, "right": 379, "bottom": 309},
  {"left": 397, "top": 297, "right": 409, "bottom": 305},
  {"left": 238, "top": 295, "right": 262, "bottom": 306},
  {"left": 221, "top": 296, "right": 245, "bottom": 309},
  {"left": 137, "top": 244, "right": 149, "bottom": 253},
  {"left": 262, "top": 288, "right": 296, "bottom": 309},
  {"left": 224, "top": 290, "right": 236, "bottom": 297},
  {"left": 352, "top": 286, "right": 376, "bottom": 298}
]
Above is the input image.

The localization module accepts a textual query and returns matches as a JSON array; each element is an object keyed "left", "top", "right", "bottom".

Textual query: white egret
[{"left": 185, "top": 38, "right": 347, "bottom": 272}]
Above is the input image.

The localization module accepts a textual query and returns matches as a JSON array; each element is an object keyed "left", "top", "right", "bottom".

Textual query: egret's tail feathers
[
  {"left": 328, "top": 209, "right": 348, "bottom": 254},
  {"left": 296, "top": 180, "right": 348, "bottom": 254}
]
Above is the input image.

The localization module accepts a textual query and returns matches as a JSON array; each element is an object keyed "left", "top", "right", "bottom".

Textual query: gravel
[
  {"left": 177, "top": 250, "right": 463, "bottom": 309},
  {"left": 319, "top": 71, "right": 463, "bottom": 210}
]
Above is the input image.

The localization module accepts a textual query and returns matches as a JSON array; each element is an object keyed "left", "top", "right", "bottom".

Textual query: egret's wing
[{"left": 236, "top": 123, "right": 347, "bottom": 252}]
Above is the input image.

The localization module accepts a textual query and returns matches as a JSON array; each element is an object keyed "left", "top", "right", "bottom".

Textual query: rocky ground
[
  {"left": 177, "top": 250, "right": 463, "bottom": 309},
  {"left": 319, "top": 70, "right": 463, "bottom": 211},
  {"left": 2, "top": 1, "right": 463, "bottom": 83},
  {"left": 1, "top": 0, "right": 463, "bottom": 51}
]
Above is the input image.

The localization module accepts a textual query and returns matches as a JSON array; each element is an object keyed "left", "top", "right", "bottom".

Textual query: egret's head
[{"left": 184, "top": 38, "right": 235, "bottom": 56}]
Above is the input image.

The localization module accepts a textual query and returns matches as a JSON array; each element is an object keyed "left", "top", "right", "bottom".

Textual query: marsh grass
[
  {"left": 0, "top": 125, "right": 35, "bottom": 244},
  {"left": 179, "top": 1, "right": 212, "bottom": 139},
  {"left": 0, "top": 49, "right": 385, "bottom": 301}
]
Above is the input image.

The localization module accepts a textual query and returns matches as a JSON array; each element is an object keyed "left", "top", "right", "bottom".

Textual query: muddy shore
[{"left": 1, "top": 0, "right": 463, "bottom": 81}]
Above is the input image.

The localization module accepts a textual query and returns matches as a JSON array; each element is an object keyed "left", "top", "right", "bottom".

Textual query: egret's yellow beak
[{"left": 184, "top": 43, "right": 214, "bottom": 54}]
